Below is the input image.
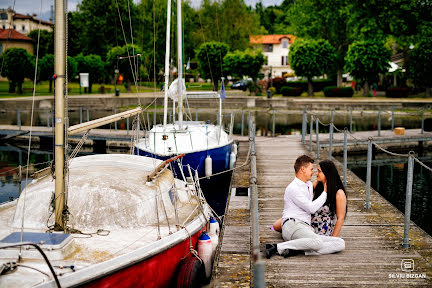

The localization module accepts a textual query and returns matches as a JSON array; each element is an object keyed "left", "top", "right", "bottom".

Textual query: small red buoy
[{"left": 52, "top": 74, "right": 57, "bottom": 80}]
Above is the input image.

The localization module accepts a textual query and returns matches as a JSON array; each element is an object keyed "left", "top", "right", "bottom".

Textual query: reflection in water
[{"left": 337, "top": 151, "right": 432, "bottom": 236}]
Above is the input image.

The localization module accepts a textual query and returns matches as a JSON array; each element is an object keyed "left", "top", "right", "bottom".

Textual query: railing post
[
  {"left": 114, "top": 108, "right": 117, "bottom": 130},
  {"left": 329, "top": 123, "right": 333, "bottom": 160},
  {"left": 391, "top": 107, "right": 394, "bottom": 131},
  {"left": 402, "top": 153, "right": 415, "bottom": 248},
  {"left": 302, "top": 109, "right": 306, "bottom": 144},
  {"left": 421, "top": 106, "right": 424, "bottom": 134},
  {"left": 127, "top": 117, "right": 130, "bottom": 136},
  {"left": 378, "top": 108, "right": 381, "bottom": 136},
  {"left": 316, "top": 118, "right": 320, "bottom": 159},
  {"left": 330, "top": 110, "right": 334, "bottom": 141},
  {"left": 18, "top": 165, "right": 22, "bottom": 196},
  {"left": 309, "top": 115, "right": 313, "bottom": 152},
  {"left": 17, "top": 108, "right": 21, "bottom": 130},
  {"left": 343, "top": 129, "right": 348, "bottom": 186},
  {"left": 80, "top": 107, "right": 83, "bottom": 124},
  {"left": 365, "top": 138, "right": 372, "bottom": 209},
  {"left": 272, "top": 110, "right": 275, "bottom": 137},
  {"left": 241, "top": 109, "right": 245, "bottom": 136},
  {"left": 86, "top": 109, "right": 90, "bottom": 122},
  {"left": 349, "top": 107, "right": 353, "bottom": 133},
  {"left": 46, "top": 108, "right": 50, "bottom": 128},
  {"left": 195, "top": 108, "right": 198, "bottom": 121},
  {"left": 153, "top": 110, "right": 156, "bottom": 126}
]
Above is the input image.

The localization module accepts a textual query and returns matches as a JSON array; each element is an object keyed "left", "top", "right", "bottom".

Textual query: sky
[{"left": 1, "top": 0, "right": 284, "bottom": 21}]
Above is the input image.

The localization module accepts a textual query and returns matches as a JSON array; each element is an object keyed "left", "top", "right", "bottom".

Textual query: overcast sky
[{"left": 1, "top": 0, "right": 284, "bottom": 21}]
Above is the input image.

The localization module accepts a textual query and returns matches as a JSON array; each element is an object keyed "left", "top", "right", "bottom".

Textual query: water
[{"left": 335, "top": 150, "right": 432, "bottom": 236}]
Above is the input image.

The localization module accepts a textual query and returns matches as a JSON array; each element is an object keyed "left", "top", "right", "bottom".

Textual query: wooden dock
[{"left": 213, "top": 135, "right": 432, "bottom": 287}]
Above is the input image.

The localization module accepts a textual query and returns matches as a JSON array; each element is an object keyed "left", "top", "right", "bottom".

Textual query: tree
[
  {"left": 224, "top": 49, "right": 264, "bottom": 93},
  {"left": 28, "top": 30, "right": 54, "bottom": 58},
  {"left": 74, "top": 54, "right": 106, "bottom": 93},
  {"left": 0, "top": 48, "right": 34, "bottom": 94},
  {"left": 38, "top": 54, "right": 54, "bottom": 92},
  {"left": 289, "top": 39, "right": 337, "bottom": 96},
  {"left": 196, "top": 41, "right": 229, "bottom": 91},
  {"left": 409, "top": 39, "right": 432, "bottom": 97},
  {"left": 106, "top": 44, "right": 143, "bottom": 92},
  {"left": 345, "top": 40, "right": 391, "bottom": 96}
]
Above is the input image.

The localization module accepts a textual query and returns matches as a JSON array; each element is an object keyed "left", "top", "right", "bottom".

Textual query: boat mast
[
  {"left": 54, "top": 0, "right": 66, "bottom": 230},
  {"left": 177, "top": 0, "right": 183, "bottom": 129},
  {"left": 163, "top": 0, "right": 171, "bottom": 127}
]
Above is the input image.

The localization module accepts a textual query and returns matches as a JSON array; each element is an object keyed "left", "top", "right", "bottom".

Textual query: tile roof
[
  {"left": 0, "top": 28, "right": 32, "bottom": 41},
  {"left": 13, "top": 13, "right": 53, "bottom": 26},
  {"left": 250, "top": 34, "right": 296, "bottom": 45}
]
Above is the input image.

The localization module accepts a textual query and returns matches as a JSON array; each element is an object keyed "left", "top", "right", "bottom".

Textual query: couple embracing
[{"left": 265, "top": 155, "right": 347, "bottom": 258}]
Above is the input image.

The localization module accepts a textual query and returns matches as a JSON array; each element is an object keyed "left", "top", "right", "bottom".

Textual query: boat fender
[
  {"left": 197, "top": 231, "right": 212, "bottom": 279},
  {"left": 174, "top": 256, "right": 205, "bottom": 288},
  {"left": 205, "top": 155, "right": 212, "bottom": 178},
  {"left": 229, "top": 152, "right": 236, "bottom": 169},
  {"left": 208, "top": 217, "right": 220, "bottom": 263},
  {"left": 232, "top": 143, "right": 238, "bottom": 155}
]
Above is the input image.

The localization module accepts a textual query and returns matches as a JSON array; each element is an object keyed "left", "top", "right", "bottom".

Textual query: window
[
  {"left": 22, "top": 25, "right": 25, "bottom": 31},
  {"left": 282, "top": 39, "right": 288, "bottom": 48},
  {"left": 2, "top": 25, "right": 5, "bottom": 29},
  {"left": 0, "top": 13, "right": 8, "bottom": 20},
  {"left": 281, "top": 56, "right": 289, "bottom": 66},
  {"left": 281, "top": 56, "right": 284, "bottom": 65},
  {"left": 13, "top": 25, "right": 16, "bottom": 30},
  {"left": 262, "top": 44, "right": 273, "bottom": 52},
  {"left": 0, "top": 44, "right": 3, "bottom": 55}
]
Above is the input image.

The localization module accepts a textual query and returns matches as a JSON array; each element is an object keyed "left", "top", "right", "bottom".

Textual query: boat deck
[{"left": 213, "top": 135, "right": 432, "bottom": 287}]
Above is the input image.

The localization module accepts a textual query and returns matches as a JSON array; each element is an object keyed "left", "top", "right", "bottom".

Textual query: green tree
[
  {"left": 38, "top": 54, "right": 54, "bottom": 92},
  {"left": 289, "top": 39, "right": 337, "bottom": 96},
  {"left": 107, "top": 44, "right": 143, "bottom": 92},
  {"left": 344, "top": 40, "right": 391, "bottom": 96},
  {"left": 28, "top": 30, "right": 54, "bottom": 58},
  {"left": 74, "top": 54, "right": 106, "bottom": 93},
  {"left": 196, "top": 41, "right": 229, "bottom": 91},
  {"left": 0, "top": 48, "right": 34, "bottom": 94},
  {"left": 409, "top": 39, "right": 432, "bottom": 97}
]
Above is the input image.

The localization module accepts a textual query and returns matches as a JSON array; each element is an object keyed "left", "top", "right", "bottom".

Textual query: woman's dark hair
[{"left": 313, "top": 160, "right": 347, "bottom": 215}]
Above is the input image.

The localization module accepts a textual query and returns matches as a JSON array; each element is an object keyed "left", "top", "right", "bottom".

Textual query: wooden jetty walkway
[{"left": 213, "top": 135, "right": 432, "bottom": 287}]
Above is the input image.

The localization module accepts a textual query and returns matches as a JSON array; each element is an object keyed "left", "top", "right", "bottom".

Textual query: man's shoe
[
  {"left": 265, "top": 244, "right": 277, "bottom": 259},
  {"left": 281, "top": 248, "right": 302, "bottom": 258}
]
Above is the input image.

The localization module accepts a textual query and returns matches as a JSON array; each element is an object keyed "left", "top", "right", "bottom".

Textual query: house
[
  {"left": 0, "top": 28, "right": 33, "bottom": 55},
  {"left": 0, "top": 8, "right": 53, "bottom": 36},
  {"left": 249, "top": 34, "right": 296, "bottom": 78}
]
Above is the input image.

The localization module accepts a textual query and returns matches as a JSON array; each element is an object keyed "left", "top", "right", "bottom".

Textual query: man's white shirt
[{"left": 282, "top": 177, "right": 327, "bottom": 225}]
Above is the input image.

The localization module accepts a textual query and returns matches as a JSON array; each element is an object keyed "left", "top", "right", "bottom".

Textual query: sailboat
[
  {"left": 134, "top": 0, "right": 235, "bottom": 188},
  {"left": 0, "top": 0, "right": 213, "bottom": 287}
]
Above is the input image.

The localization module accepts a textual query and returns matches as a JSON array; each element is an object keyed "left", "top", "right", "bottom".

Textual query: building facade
[
  {"left": 250, "top": 34, "right": 296, "bottom": 78},
  {"left": 0, "top": 8, "right": 53, "bottom": 36},
  {"left": 0, "top": 28, "right": 33, "bottom": 55}
]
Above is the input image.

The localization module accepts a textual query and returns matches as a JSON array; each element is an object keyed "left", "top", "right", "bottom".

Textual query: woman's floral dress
[{"left": 311, "top": 205, "right": 336, "bottom": 236}]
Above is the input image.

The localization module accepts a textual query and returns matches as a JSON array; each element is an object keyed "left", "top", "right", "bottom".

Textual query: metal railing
[{"left": 301, "top": 108, "right": 432, "bottom": 249}]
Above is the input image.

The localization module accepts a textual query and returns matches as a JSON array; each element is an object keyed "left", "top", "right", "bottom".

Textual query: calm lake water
[{"left": 336, "top": 150, "right": 432, "bottom": 236}]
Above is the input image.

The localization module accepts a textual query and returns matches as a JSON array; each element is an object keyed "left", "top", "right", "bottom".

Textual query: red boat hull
[{"left": 84, "top": 228, "right": 204, "bottom": 288}]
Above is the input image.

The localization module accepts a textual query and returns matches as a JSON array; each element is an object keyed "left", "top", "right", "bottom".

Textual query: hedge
[
  {"left": 386, "top": 87, "right": 410, "bottom": 98},
  {"left": 281, "top": 86, "right": 303, "bottom": 96},
  {"left": 323, "top": 86, "right": 354, "bottom": 97}
]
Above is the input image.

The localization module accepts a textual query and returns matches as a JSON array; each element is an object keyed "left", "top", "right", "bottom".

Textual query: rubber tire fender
[{"left": 174, "top": 256, "right": 206, "bottom": 288}]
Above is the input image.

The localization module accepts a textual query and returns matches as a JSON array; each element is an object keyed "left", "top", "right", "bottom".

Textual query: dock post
[
  {"left": 153, "top": 110, "right": 156, "bottom": 126},
  {"left": 343, "top": 129, "right": 347, "bottom": 186},
  {"left": 114, "top": 108, "right": 117, "bottom": 130},
  {"left": 86, "top": 109, "right": 89, "bottom": 122},
  {"left": 80, "top": 107, "right": 83, "bottom": 124},
  {"left": 378, "top": 108, "right": 381, "bottom": 136},
  {"left": 349, "top": 107, "right": 353, "bottom": 133},
  {"left": 402, "top": 153, "right": 414, "bottom": 248},
  {"left": 309, "top": 115, "right": 313, "bottom": 152},
  {"left": 329, "top": 123, "right": 333, "bottom": 160},
  {"left": 127, "top": 117, "right": 130, "bottom": 136},
  {"left": 316, "top": 118, "right": 320, "bottom": 159},
  {"left": 195, "top": 108, "right": 198, "bottom": 121},
  {"left": 330, "top": 110, "right": 334, "bottom": 141},
  {"left": 18, "top": 165, "right": 22, "bottom": 196},
  {"left": 302, "top": 109, "right": 306, "bottom": 144},
  {"left": 365, "top": 138, "right": 372, "bottom": 209},
  {"left": 421, "top": 106, "right": 424, "bottom": 134},
  {"left": 17, "top": 108, "right": 21, "bottom": 130},
  {"left": 169, "top": 111, "right": 172, "bottom": 123},
  {"left": 46, "top": 108, "right": 50, "bottom": 128},
  {"left": 391, "top": 107, "right": 394, "bottom": 131},
  {"left": 272, "top": 110, "right": 276, "bottom": 137},
  {"left": 241, "top": 109, "right": 244, "bottom": 136}
]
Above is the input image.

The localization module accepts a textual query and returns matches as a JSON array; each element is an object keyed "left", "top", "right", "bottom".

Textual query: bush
[
  {"left": 386, "top": 87, "right": 410, "bottom": 98},
  {"left": 323, "top": 86, "right": 354, "bottom": 97},
  {"left": 268, "top": 87, "right": 276, "bottom": 95},
  {"left": 271, "top": 77, "right": 286, "bottom": 93},
  {"left": 281, "top": 86, "right": 303, "bottom": 96},
  {"left": 282, "top": 79, "right": 336, "bottom": 92}
]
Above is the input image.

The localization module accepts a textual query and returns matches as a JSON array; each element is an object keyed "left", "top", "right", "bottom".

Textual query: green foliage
[
  {"left": 344, "top": 40, "right": 391, "bottom": 83},
  {"left": 38, "top": 54, "right": 54, "bottom": 81},
  {"left": 196, "top": 41, "right": 229, "bottom": 91},
  {"left": 0, "top": 48, "right": 34, "bottom": 94},
  {"left": 289, "top": 39, "right": 336, "bottom": 79},
  {"left": 28, "top": 30, "right": 54, "bottom": 58},
  {"left": 323, "top": 86, "right": 354, "bottom": 97},
  {"left": 280, "top": 86, "right": 302, "bottom": 96},
  {"left": 409, "top": 39, "right": 432, "bottom": 89},
  {"left": 67, "top": 56, "right": 78, "bottom": 81},
  {"left": 74, "top": 54, "right": 105, "bottom": 82},
  {"left": 223, "top": 49, "right": 264, "bottom": 81},
  {"left": 386, "top": 87, "right": 410, "bottom": 98}
]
